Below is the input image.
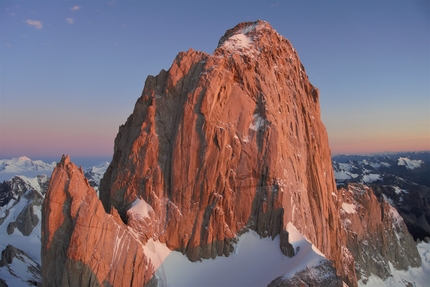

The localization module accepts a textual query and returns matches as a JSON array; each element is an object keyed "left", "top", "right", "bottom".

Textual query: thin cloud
[
  {"left": 25, "top": 19, "right": 42, "bottom": 29},
  {"left": 70, "top": 6, "right": 81, "bottom": 11},
  {"left": 66, "top": 18, "right": 74, "bottom": 25}
]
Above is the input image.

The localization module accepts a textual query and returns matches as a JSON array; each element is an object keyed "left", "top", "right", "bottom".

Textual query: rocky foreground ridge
[{"left": 40, "top": 20, "right": 424, "bottom": 287}]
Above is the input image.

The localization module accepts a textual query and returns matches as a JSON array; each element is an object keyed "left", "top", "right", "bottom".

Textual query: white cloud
[
  {"left": 66, "top": 18, "right": 74, "bottom": 25},
  {"left": 70, "top": 5, "right": 81, "bottom": 11},
  {"left": 25, "top": 19, "right": 42, "bottom": 29}
]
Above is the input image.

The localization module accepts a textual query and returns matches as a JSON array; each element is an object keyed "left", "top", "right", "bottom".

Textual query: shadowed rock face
[
  {"left": 372, "top": 184, "right": 430, "bottom": 241},
  {"left": 268, "top": 260, "right": 343, "bottom": 287},
  {"left": 339, "top": 183, "right": 421, "bottom": 285},
  {"left": 100, "top": 20, "right": 343, "bottom": 273},
  {"left": 42, "top": 155, "right": 154, "bottom": 287}
]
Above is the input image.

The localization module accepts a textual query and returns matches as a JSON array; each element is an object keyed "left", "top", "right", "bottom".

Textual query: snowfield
[{"left": 143, "top": 222, "right": 330, "bottom": 287}]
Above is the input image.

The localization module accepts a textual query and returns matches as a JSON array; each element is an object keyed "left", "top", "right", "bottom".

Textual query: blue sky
[{"left": 1, "top": 0, "right": 429, "bottom": 164}]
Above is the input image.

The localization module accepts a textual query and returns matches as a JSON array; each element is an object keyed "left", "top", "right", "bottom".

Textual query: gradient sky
[{"left": 1, "top": 0, "right": 429, "bottom": 164}]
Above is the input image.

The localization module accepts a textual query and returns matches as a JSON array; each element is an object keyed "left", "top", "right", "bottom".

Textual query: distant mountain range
[
  {"left": 0, "top": 156, "right": 109, "bottom": 185},
  {"left": 332, "top": 151, "right": 430, "bottom": 186},
  {"left": 0, "top": 157, "right": 56, "bottom": 182}
]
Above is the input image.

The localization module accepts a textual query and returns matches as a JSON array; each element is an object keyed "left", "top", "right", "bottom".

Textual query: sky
[{"left": 1, "top": 0, "right": 429, "bottom": 165}]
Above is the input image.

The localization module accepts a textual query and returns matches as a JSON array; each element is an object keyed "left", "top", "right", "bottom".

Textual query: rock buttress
[{"left": 42, "top": 155, "right": 154, "bottom": 287}]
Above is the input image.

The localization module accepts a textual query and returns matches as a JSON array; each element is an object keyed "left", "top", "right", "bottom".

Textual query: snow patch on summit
[{"left": 217, "top": 21, "right": 268, "bottom": 58}]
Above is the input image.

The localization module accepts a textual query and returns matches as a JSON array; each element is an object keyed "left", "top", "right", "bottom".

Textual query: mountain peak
[
  {"left": 58, "top": 154, "right": 70, "bottom": 167},
  {"left": 215, "top": 20, "right": 292, "bottom": 59},
  {"left": 100, "top": 18, "right": 340, "bottom": 272}
]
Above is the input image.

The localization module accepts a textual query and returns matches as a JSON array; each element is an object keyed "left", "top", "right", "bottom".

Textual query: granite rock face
[
  {"left": 100, "top": 20, "right": 343, "bottom": 272},
  {"left": 41, "top": 155, "right": 154, "bottom": 287}
]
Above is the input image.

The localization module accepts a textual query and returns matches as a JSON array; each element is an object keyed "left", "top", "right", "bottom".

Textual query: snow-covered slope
[
  {"left": 0, "top": 175, "right": 46, "bottom": 286},
  {"left": 0, "top": 245, "right": 41, "bottom": 287}
]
